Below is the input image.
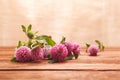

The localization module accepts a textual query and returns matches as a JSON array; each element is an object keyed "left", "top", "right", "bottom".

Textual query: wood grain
[
  {"left": 0, "top": 71, "right": 120, "bottom": 80},
  {"left": 0, "top": 47, "right": 120, "bottom": 80}
]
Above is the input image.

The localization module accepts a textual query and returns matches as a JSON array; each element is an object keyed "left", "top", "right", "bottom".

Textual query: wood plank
[
  {"left": 0, "top": 71, "right": 120, "bottom": 80},
  {"left": 0, "top": 48, "right": 120, "bottom": 71},
  {"left": 0, "top": 47, "right": 120, "bottom": 80}
]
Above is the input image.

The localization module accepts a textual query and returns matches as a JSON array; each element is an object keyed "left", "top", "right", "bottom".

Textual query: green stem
[{"left": 28, "top": 39, "right": 32, "bottom": 49}]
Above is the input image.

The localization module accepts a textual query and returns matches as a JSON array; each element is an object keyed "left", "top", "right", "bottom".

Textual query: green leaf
[
  {"left": 35, "top": 35, "right": 48, "bottom": 40},
  {"left": 86, "top": 43, "right": 91, "bottom": 53},
  {"left": 22, "top": 42, "right": 27, "bottom": 46},
  {"left": 27, "top": 24, "right": 32, "bottom": 32},
  {"left": 11, "top": 57, "right": 17, "bottom": 62},
  {"left": 21, "top": 25, "right": 26, "bottom": 33},
  {"left": 100, "top": 44, "right": 105, "bottom": 51},
  {"left": 60, "top": 36, "right": 66, "bottom": 43},
  {"left": 95, "top": 40, "right": 101, "bottom": 45},
  {"left": 95, "top": 40, "right": 101, "bottom": 49},
  {"left": 48, "top": 60, "right": 56, "bottom": 63},
  {"left": 46, "top": 38, "right": 56, "bottom": 46},
  {"left": 36, "top": 40, "right": 46, "bottom": 44},
  {"left": 95, "top": 40, "right": 105, "bottom": 51},
  {"left": 86, "top": 43, "right": 90, "bottom": 48},
  {"left": 65, "top": 55, "right": 73, "bottom": 60},
  {"left": 47, "top": 54, "right": 52, "bottom": 60},
  {"left": 35, "top": 36, "right": 43, "bottom": 40},
  {"left": 74, "top": 54, "right": 79, "bottom": 59},
  {"left": 30, "top": 42, "right": 44, "bottom": 49},
  {"left": 35, "top": 35, "right": 56, "bottom": 46},
  {"left": 17, "top": 41, "right": 22, "bottom": 48},
  {"left": 102, "top": 45, "right": 105, "bottom": 51}
]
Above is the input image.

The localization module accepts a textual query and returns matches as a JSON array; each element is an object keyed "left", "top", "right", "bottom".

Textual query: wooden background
[{"left": 0, "top": 0, "right": 120, "bottom": 47}]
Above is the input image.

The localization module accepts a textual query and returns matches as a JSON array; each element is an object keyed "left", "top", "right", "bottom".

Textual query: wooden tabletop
[{"left": 0, "top": 47, "right": 120, "bottom": 80}]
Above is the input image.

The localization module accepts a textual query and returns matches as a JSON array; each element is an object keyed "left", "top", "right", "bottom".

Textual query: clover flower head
[
  {"left": 43, "top": 46, "right": 51, "bottom": 58},
  {"left": 50, "top": 44, "right": 68, "bottom": 62},
  {"left": 73, "top": 43, "right": 80, "bottom": 55},
  {"left": 31, "top": 46, "right": 44, "bottom": 61},
  {"left": 88, "top": 45, "right": 99, "bottom": 56},
  {"left": 64, "top": 42, "right": 74, "bottom": 54},
  {"left": 15, "top": 46, "right": 31, "bottom": 62}
]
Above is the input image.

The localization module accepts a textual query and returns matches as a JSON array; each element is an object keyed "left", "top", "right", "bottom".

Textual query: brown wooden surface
[{"left": 0, "top": 47, "right": 120, "bottom": 80}]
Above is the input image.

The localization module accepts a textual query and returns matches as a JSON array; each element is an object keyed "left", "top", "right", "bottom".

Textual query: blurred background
[{"left": 0, "top": 0, "right": 120, "bottom": 47}]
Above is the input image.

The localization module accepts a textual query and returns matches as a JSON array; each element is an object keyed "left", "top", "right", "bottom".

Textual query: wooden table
[{"left": 0, "top": 47, "right": 120, "bottom": 80}]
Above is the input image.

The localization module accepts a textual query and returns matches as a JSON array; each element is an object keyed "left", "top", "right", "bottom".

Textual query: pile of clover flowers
[
  {"left": 11, "top": 24, "right": 104, "bottom": 63},
  {"left": 11, "top": 25, "right": 81, "bottom": 63}
]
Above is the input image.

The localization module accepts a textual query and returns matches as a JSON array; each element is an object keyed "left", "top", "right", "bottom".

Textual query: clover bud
[{"left": 27, "top": 32, "right": 34, "bottom": 39}]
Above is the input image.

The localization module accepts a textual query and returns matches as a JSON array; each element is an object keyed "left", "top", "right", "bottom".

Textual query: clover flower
[
  {"left": 15, "top": 46, "right": 31, "bottom": 62},
  {"left": 50, "top": 44, "right": 68, "bottom": 62},
  {"left": 73, "top": 43, "right": 80, "bottom": 55},
  {"left": 43, "top": 46, "right": 51, "bottom": 58},
  {"left": 88, "top": 45, "right": 99, "bottom": 56},
  {"left": 31, "top": 46, "right": 44, "bottom": 61},
  {"left": 63, "top": 42, "right": 74, "bottom": 55}
]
